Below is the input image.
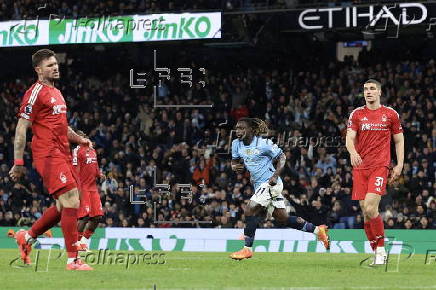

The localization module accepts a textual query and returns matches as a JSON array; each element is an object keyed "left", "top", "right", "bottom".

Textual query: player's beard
[{"left": 43, "top": 72, "right": 59, "bottom": 84}]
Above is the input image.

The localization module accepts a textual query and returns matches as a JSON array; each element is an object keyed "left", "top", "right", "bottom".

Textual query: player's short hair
[
  {"left": 238, "top": 118, "right": 268, "bottom": 136},
  {"left": 32, "top": 49, "right": 56, "bottom": 68},
  {"left": 364, "top": 79, "right": 381, "bottom": 90}
]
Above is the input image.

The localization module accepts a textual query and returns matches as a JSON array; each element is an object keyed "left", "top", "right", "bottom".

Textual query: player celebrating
[
  {"left": 72, "top": 130, "right": 105, "bottom": 251},
  {"left": 9, "top": 49, "right": 93, "bottom": 270},
  {"left": 229, "top": 118, "right": 330, "bottom": 260},
  {"left": 346, "top": 79, "right": 404, "bottom": 265}
]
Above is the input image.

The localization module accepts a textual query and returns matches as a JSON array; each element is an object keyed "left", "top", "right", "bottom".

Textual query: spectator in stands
[{"left": 0, "top": 46, "right": 433, "bottom": 230}]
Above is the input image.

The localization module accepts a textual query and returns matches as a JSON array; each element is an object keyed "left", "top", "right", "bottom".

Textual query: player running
[
  {"left": 9, "top": 49, "right": 93, "bottom": 270},
  {"left": 72, "top": 130, "right": 105, "bottom": 251},
  {"left": 346, "top": 79, "right": 404, "bottom": 265},
  {"left": 229, "top": 118, "right": 330, "bottom": 260}
]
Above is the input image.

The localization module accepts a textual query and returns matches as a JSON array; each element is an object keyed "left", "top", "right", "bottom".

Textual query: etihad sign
[{"left": 298, "top": 3, "right": 427, "bottom": 30}]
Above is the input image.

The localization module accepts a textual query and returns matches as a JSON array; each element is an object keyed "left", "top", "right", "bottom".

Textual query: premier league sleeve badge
[{"left": 25, "top": 104, "right": 33, "bottom": 114}]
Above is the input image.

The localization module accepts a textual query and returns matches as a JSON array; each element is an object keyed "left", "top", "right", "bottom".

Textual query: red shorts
[
  {"left": 33, "top": 155, "right": 78, "bottom": 199},
  {"left": 352, "top": 167, "right": 389, "bottom": 200},
  {"left": 78, "top": 190, "right": 103, "bottom": 218}
]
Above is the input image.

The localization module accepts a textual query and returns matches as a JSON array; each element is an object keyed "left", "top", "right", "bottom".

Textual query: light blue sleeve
[
  {"left": 263, "top": 139, "right": 283, "bottom": 159},
  {"left": 231, "top": 140, "right": 241, "bottom": 160}
]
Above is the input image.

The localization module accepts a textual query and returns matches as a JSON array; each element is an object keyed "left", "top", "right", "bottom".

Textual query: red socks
[
  {"left": 29, "top": 206, "right": 61, "bottom": 238},
  {"left": 369, "top": 215, "right": 385, "bottom": 248},
  {"left": 83, "top": 230, "right": 94, "bottom": 239},
  {"left": 364, "top": 215, "right": 385, "bottom": 251},
  {"left": 364, "top": 221, "right": 376, "bottom": 251},
  {"left": 61, "top": 208, "right": 79, "bottom": 259},
  {"left": 28, "top": 206, "right": 79, "bottom": 260}
]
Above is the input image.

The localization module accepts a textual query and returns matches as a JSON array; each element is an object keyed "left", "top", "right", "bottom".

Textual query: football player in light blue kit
[{"left": 229, "top": 118, "right": 330, "bottom": 260}]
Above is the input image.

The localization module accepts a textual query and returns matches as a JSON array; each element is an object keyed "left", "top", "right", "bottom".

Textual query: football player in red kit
[
  {"left": 72, "top": 130, "right": 105, "bottom": 251},
  {"left": 346, "top": 79, "right": 404, "bottom": 265},
  {"left": 9, "top": 49, "right": 93, "bottom": 270}
]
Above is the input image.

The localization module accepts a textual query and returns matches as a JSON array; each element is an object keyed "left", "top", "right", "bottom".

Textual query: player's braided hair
[{"left": 239, "top": 118, "right": 268, "bottom": 136}]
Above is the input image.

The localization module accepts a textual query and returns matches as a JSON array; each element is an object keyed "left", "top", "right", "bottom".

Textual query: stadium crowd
[{"left": 0, "top": 47, "right": 434, "bottom": 231}]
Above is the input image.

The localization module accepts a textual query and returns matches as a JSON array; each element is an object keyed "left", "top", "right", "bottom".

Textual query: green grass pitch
[{"left": 1, "top": 249, "right": 435, "bottom": 289}]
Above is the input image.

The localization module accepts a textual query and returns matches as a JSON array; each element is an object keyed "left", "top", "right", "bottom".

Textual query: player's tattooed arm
[
  {"left": 67, "top": 126, "right": 82, "bottom": 143},
  {"left": 269, "top": 153, "right": 286, "bottom": 186},
  {"left": 9, "top": 118, "right": 31, "bottom": 181},
  {"left": 67, "top": 126, "right": 93, "bottom": 148},
  {"left": 13, "top": 118, "right": 31, "bottom": 160}
]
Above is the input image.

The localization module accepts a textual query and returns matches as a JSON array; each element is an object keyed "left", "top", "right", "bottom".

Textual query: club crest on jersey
[
  {"left": 25, "top": 105, "right": 32, "bottom": 114},
  {"left": 381, "top": 114, "right": 387, "bottom": 122},
  {"left": 60, "top": 172, "right": 67, "bottom": 184},
  {"left": 361, "top": 117, "right": 368, "bottom": 121},
  {"left": 50, "top": 97, "right": 56, "bottom": 103},
  {"left": 52, "top": 104, "right": 67, "bottom": 115},
  {"left": 245, "top": 148, "right": 260, "bottom": 155}
]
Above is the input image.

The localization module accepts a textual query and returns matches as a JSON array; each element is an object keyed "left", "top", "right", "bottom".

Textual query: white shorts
[{"left": 251, "top": 182, "right": 286, "bottom": 210}]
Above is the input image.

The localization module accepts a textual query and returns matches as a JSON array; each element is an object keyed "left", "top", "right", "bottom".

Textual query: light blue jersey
[{"left": 232, "top": 136, "right": 283, "bottom": 191}]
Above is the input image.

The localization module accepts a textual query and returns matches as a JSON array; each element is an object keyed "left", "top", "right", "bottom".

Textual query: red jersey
[
  {"left": 18, "top": 81, "right": 70, "bottom": 159},
  {"left": 72, "top": 145, "right": 100, "bottom": 191},
  {"left": 347, "top": 105, "right": 403, "bottom": 169}
]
